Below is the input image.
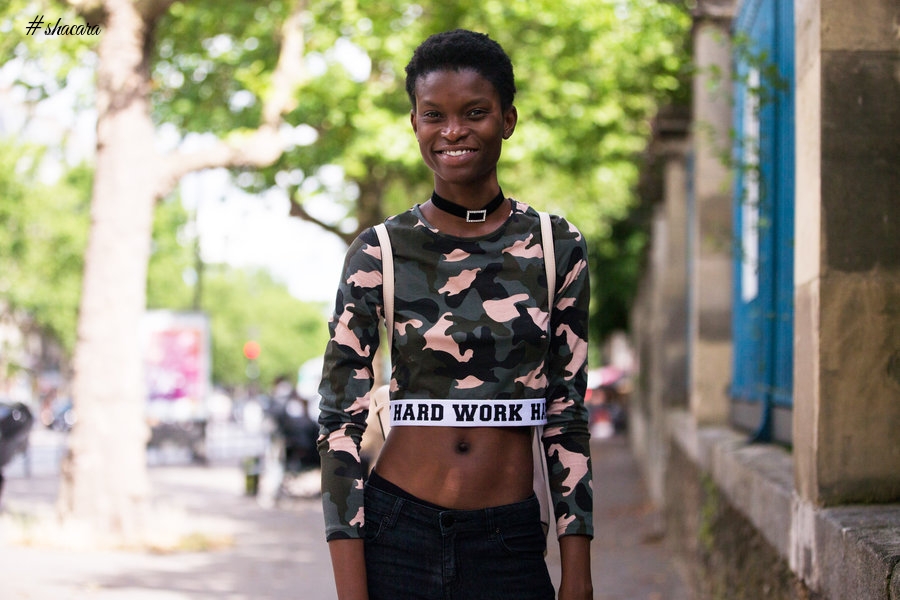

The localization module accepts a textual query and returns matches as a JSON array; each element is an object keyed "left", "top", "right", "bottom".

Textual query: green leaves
[
  {"left": 0, "top": 138, "right": 90, "bottom": 352},
  {"left": 197, "top": 268, "right": 329, "bottom": 387},
  {"left": 144, "top": 198, "right": 330, "bottom": 389},
  {"left": 2, "top": 0, "right": 99, "bottom": 105},
  {"left": 146, "top": 0, "right": 691, "bottom": 250},
  {"left": 2, "top": 0, "right": 692, "bottom": 370}
]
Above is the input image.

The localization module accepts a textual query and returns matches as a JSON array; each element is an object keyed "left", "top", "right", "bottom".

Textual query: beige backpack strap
[
  {"left": 539, "top": 211, "right": 556, "bottom": 307},
  {"left": 371, "top": 223, "right": 394, "bottom": 442},
  {"left": 373, "top": 223, "right": 394, "bottom": 348},
  {"left": 534, "top": 211, "right": 556, "bottom": 538}
]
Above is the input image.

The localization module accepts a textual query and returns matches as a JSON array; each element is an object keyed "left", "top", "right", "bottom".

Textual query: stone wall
[{"left": 665, "top": 441, "right": 817, "bottom": 600}]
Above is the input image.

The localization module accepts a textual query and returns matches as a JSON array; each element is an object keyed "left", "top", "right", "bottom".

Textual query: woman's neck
[{"left": 432, "top": 178, "right": 501, "bottom": 210}]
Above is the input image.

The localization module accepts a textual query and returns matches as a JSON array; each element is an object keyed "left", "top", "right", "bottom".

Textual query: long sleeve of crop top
[
  {"left": 316, "top": 202, "right": 593, "bottom": 541},
  {"left": 541, "top": 215, "right": 593, "bottom": 539},
  {"left": 316, "top": 229, "right": 384, "bottom": 542}
]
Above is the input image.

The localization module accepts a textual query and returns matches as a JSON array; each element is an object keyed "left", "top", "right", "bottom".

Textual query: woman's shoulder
[
  {"left": 382, "top": 205, "right": 432, "bottom": 236},
  {"left": 510, "top": 199, "right": 585, "bottom": 246},
  {"left": 348, "top": 207, "right": 424, "bottom": 251}
]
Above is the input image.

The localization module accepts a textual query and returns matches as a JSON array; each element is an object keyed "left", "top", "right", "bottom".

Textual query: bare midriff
[{"left": 373, "top": 426, "right": 535, "bottom": 509}]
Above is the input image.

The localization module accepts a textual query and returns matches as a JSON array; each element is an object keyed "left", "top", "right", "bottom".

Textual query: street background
[{"left": 0, "top": 427, "right": 689, "bottom": 600}]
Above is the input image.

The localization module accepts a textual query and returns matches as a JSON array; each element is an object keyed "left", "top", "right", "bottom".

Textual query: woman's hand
[{"left": 558, "top": 534, "right": 593, "bottom": 600}]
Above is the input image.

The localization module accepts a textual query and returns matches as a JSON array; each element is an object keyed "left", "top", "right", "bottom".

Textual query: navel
[{"left": 456, "top": 441, "right": 470, "bottom": 454}]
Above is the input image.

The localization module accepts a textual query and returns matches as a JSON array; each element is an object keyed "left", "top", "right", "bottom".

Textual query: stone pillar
[
  {"left": 645, "top": 111, "right": 691, "bottom": 504},
  {"left": 793, "top": 0, "right": 900, "bottom": 506},
  {"left": 658, "top": 119, "right": 691, "bottom": 411},
  {"left": 646, "top": 106, "right": 692, "bottom": 413},
  {"left": 689, "top": 5, "right": 735, "bottom": 426}
]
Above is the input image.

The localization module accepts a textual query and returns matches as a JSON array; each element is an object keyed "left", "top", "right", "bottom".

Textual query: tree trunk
[
  {"left": 55, "top": 0, "right": 305, "bottom": 546},
  {"left": 58, "top": 0, "right": 158, "bottom": 545}
]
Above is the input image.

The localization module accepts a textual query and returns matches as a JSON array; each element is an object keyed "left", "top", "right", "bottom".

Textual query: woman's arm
[
  {"left": 329, "top": 539, "right": 370, "bottom": 600},
  {"left": 318, "top": 229, "right": 383, "bottom": 540},
  {"left": 558, "top": 535, "right": 593, "bottom": 600},
  {"left": 541, "top": 217, "right": 593, "bottom": 597}
]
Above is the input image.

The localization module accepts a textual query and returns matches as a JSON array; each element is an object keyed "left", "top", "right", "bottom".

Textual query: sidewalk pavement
[{"left": 0, "top": 434, "right": 690, "bottom": 600}]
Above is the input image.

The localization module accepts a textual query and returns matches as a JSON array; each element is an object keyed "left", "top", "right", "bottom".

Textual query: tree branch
[
  {"left": 64, "top": 0, "right": 175, "bottom": 24},
  {"left": 63, "top": 0, "right": 106, "bottom": 24},
  {"left": 134, "top": 0, "right": 177, "bottom": 21},
  {"left": 157, "top": 125, "right": 284, "bottom": 199},
  {"left": 156, "top": 0, "right": 310, "bottom": 199},
  {"left": 289, "top": 196, "right": 353, "bottom": 245},
  {"left": 263, "top": 0, "right": 309, "bottom": 126}
]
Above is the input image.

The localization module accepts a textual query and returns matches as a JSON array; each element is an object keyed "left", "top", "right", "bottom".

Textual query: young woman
[{"left": 317, "top": 29, "right": 594, "bottom": 600}]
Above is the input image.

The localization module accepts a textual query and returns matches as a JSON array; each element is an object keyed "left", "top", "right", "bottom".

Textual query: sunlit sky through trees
[{"left": 1, "top": 54, "right": 356, "bottom": 304}]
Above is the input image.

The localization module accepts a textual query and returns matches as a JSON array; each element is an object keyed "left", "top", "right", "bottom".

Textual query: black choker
[{"left": 430, "top": 190, "right": 506, "bottom": 223}]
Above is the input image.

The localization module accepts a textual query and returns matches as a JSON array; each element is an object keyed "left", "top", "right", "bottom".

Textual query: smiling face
[{"left": 410, "top": 68, "right": 517, "bottom": 200}]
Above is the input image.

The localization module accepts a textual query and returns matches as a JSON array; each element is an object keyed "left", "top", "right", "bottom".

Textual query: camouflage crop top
[{"left": 317, "top": 199, "right": 593, "bottom": 541}]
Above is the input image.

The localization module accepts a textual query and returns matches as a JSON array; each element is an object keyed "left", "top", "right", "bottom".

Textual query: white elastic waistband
[{"left": 389, "top": 398, "right": 547, "bottom": 427}]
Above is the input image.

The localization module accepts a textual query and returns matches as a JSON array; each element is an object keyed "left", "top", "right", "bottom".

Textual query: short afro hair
[{"left": 405, "top": 29, "right": 516, "bottom": 111}]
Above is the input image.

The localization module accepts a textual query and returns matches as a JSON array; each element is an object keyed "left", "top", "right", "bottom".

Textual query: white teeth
[{"left": 443, "top": 149, "right": 472, "bottom": 156}]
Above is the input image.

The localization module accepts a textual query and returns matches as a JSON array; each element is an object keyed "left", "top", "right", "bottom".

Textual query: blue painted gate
[{"left": 730, "top": 0, "right": 795, "bottom": 443}]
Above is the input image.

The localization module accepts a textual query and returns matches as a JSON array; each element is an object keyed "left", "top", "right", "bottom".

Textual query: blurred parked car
[{"left": 0, "top": 400, "right": 34, "bottom": 499}]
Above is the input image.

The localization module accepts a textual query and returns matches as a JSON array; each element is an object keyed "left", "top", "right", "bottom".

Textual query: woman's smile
[
  {"left": 438, "top": 148, "right": 476, "bottom": 158},
  {"left": 434, "top": 146, "right": 479, "bottom": 169}
]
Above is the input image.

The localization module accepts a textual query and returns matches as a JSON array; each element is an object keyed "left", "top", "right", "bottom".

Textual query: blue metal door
[{"left": 730, "top": 0, "right": 795, "bottom": 443}]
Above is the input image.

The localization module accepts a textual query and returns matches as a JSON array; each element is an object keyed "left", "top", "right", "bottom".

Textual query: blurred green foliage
[
  {"left": 0, "top": 139, "right": 90, "bottom": 352},
  {"left": 149, "top": 0, "right": 692, "bottom": 234},
  {"left": 145, "top": 198, "right": 330, "bottom": 389},
  {"left": 147, "top": 0, "right": 693, "bottom": 342},
  {"left": 0, "top": 139, "right": 327, "bottom": 390},
  {"left": 197, "top": 267, "right": 329, "bottom": 389},
  {"left": 3, "top": 0, "right": 692, "bottom": 364}
]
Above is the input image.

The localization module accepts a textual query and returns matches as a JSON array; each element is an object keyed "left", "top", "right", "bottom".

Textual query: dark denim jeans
[{"left": 363, "top": 478, "right": 555, "bottom": 600}]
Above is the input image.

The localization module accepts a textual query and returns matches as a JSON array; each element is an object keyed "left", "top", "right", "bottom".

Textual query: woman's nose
[{"left": 442, "top": 118, "right": 466, "bottom": 139}]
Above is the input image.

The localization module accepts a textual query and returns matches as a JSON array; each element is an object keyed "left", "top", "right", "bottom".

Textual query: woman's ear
[
  {"left": 410, "top": 109, "right": 418, "bottom": 137},
  {"left": 503, "top": 105, "right": 518, "bottom": 139}
]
